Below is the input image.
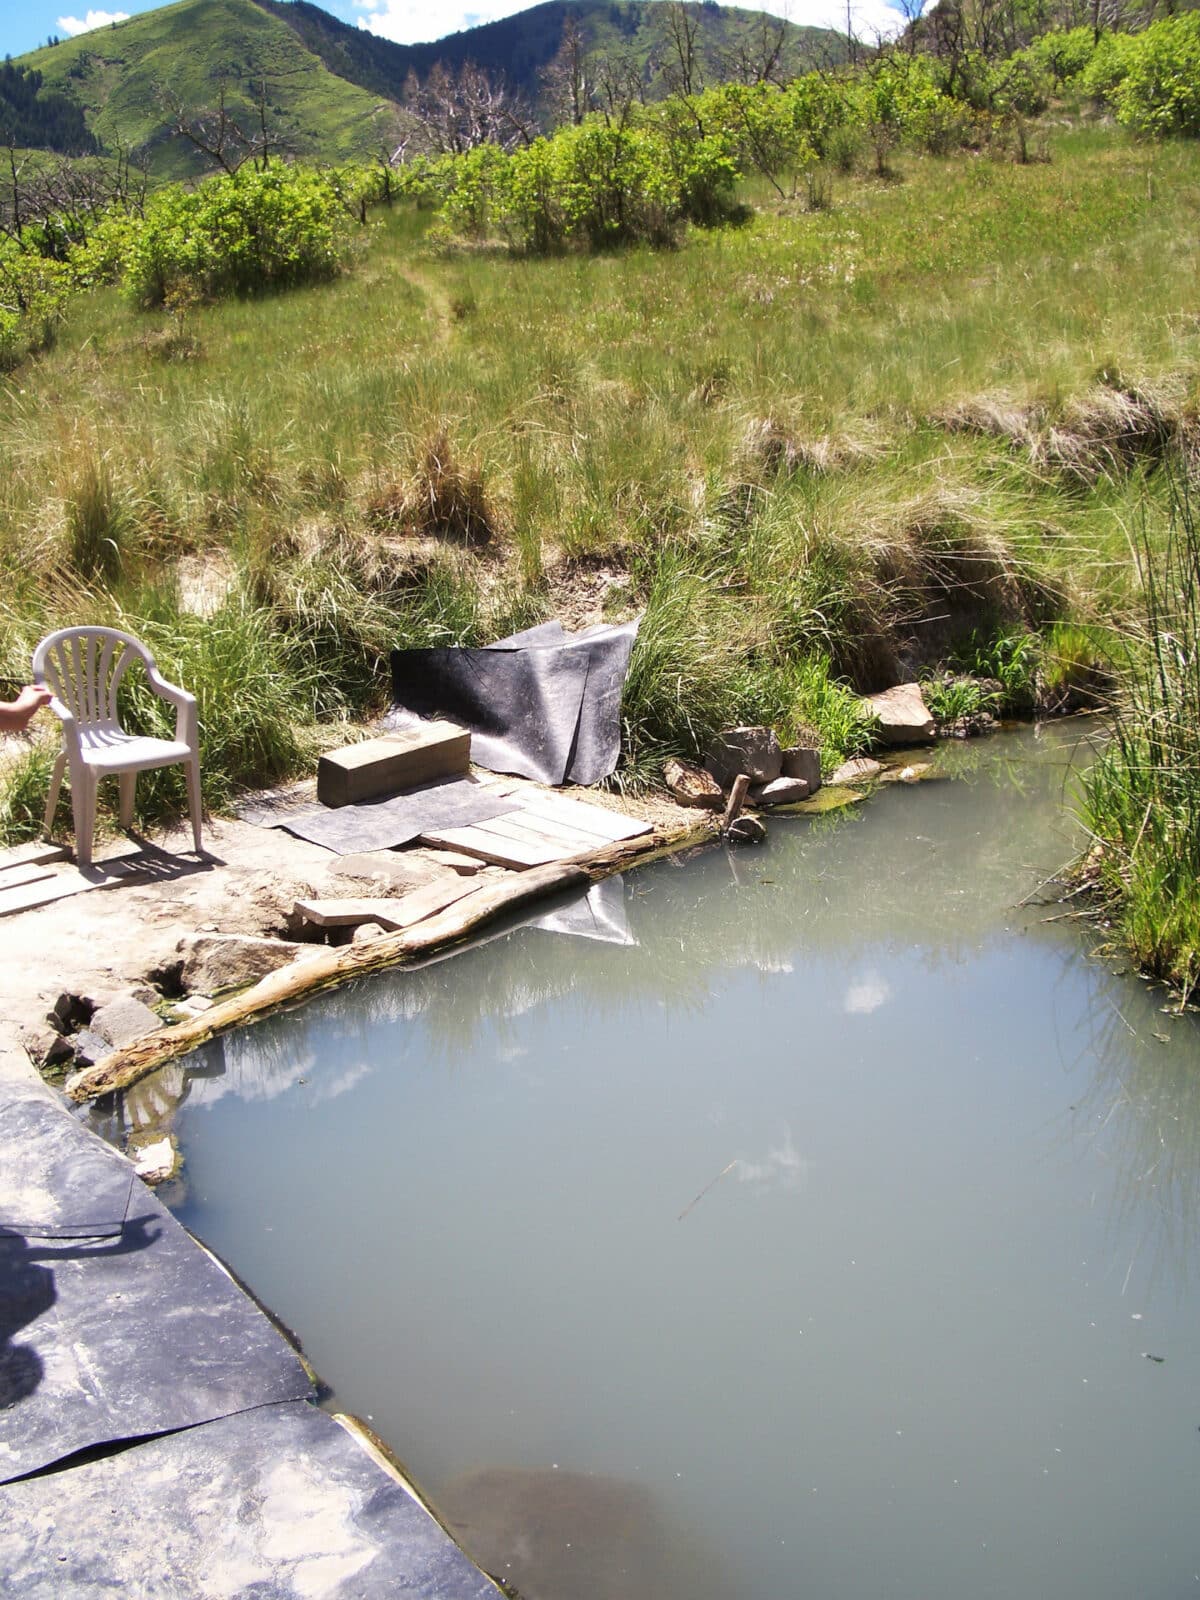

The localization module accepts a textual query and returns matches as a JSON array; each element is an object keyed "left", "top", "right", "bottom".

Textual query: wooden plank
[
  {"left": 0, "top": 841, "right": 69, "bottom": 870},
  {"left": 0, "top": 857, "right": 141, "bottom": 918},
  {"left": 513, "top": 792, "right": 652, "bottom": 842},
  {"left": 482, "top": 811, "right": 602, "bottom": 854},
  {"left": 317, "top": 722, "right": 470, "bottom": 807},
  {"left": 418, "top": 824, "right": 560, "bottom": 870},
  {"left": 0, "top": 862, "right": 58, "bottom": 891}
]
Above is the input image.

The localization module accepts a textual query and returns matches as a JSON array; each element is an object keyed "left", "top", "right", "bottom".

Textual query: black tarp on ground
[
  {"left": 390, "top": 619, "right": 640, "bottom": 786},
  {"left": 0, "top": 1079, "right": 311, "bottom": 1482},
  {"left": 0, "top": 1401, "right": 503, "bottom": 1599},
  {"left": 244, "top": 776, "right": 519, "bottom": 855}
]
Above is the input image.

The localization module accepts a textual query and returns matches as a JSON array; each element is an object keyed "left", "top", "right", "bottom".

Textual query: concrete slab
[
  {"left": 0, "top": 1401, "right": 504, "bottom": 1599},
  {"left": 0, "top": 1080, "right": 311, "bottom": 1481}
]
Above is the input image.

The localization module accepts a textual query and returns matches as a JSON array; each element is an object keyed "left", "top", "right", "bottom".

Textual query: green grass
[
  {"left": 1, "top": 122, "right": 1198, "bottom": 845},
  {"left": 1078, "top": 476, "right": 1200, "bottom": 999}
]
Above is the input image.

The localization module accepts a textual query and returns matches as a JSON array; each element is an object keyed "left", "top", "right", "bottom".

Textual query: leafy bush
[
  {"left": 1112, "top": 14, "right": 1200, "bottom": 138},
  {"left": 0, "top": 243, "right": 71, "bottom": 368},
  {"left": 124, "top": 164, "right": 353, "bottom": 308}
]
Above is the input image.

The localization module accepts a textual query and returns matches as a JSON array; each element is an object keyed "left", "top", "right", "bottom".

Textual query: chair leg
[
  {"left": 186, "top": 756, "right": 203, "bottom": 855},
  {"left": 74, "top": 771, "right": 96, "bottom": 869},
  {"left": 43, "top": 751, "right": 65, "bottom": 840},
  {"left": 118, "top": 770, "right": 136, "bottom": 832}
]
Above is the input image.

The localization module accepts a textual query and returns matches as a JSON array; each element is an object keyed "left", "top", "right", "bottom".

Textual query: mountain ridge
[{"left": 11, "top": 0, "right": 848, "bottom": 176}]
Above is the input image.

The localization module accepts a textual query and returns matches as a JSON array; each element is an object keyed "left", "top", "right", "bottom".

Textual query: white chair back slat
[
  {"left": 84, "top": 634, "right": 100, "bottom": 726},
  {"left": 100, "top": 636, "right": 124, "bottom": 726}
]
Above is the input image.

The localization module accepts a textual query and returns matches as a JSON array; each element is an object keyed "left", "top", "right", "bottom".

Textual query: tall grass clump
[
  {"left": 1080, "top": 477, "right": 1200, "bottom": 997},
  {"left": 64, "top": 454, "right": 138, "bottom": 584}
]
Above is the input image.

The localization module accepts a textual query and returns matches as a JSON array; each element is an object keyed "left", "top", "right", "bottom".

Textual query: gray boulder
[
  {"left": 705, "top": 727, "right": 783, "bottom": 789},
  {"left": 90, "top": 995, "right": 163, "bottom": 1050},
  {"left": 750, "top": 777, "right": 811, "bottom": 807},
  {"left": 781, "top": 746, "right": 822, "bottom": 791},
  {"left": 860, "top": 683, "right": 935, "bottom": 745}
]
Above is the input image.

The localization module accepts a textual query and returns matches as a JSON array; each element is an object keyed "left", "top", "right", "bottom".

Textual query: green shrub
[
  {"left": 124, "top": 164, "right": 352, "bottom": 308},
  {"left": 1112, "top": 15, "right": 1200, "bottom": 139}
]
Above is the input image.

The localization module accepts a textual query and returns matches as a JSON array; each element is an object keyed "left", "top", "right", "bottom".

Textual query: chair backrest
[{"left": 32, "top": 627, "right": 157, "bottom": 733}]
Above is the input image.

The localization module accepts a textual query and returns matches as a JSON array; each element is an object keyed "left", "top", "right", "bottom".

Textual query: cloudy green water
[{"left": 105, "top": 725, "right": 1200, "bottom": 1599}]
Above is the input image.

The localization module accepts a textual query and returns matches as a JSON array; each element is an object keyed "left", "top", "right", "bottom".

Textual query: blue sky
[{"left": 7, "top": 0, "right": 906, "bottom": 64}]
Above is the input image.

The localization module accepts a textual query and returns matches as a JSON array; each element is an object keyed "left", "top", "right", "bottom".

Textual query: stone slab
[
  {"left": 0, "top": 1401, "right": 503, "bottom": 1598},
  {"left": 0, "top": 1081, "right": 311, "bottom": 1481},
  {"left": 317, "top": 723, "right": 470, "bottom": 808}
]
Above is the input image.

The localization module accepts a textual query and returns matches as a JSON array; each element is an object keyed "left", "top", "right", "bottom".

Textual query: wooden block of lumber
[{"left": 316, "top": 721, "right": 469, "bottom": 808}]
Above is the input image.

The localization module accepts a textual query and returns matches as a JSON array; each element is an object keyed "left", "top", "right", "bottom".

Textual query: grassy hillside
[
  {"left": 15, "top": 0, "right": 403, "bottom": 178},
  {"left": 1, "top": 123, "right": 1197, "bottom": 830}
]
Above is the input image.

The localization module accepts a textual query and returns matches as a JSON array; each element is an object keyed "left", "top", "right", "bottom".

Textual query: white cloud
[
  {"left": 736, "top": 1125, "right": 808, "bottom": 1191},
  {"left": 843, "top": 972, "right": 893, "bottom": 1015},
  {"left": 57, "top": 9, "right": 130, "bottom": 35},
  {"left": 356, "top": 0, "right": 905, "bottom": 48}
]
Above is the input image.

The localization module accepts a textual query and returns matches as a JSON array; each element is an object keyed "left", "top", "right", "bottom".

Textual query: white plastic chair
[{"left": 32, "top": 626, "right": 202, "bottom": 868}]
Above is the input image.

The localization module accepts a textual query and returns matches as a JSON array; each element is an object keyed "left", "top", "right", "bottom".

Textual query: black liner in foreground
[
  {"left": 391, "top": 619, "right": 640, "bottom": 787},
  {"left": 0, "top": 1401, "right": 502, "bottom": 1599},
  {"left": 0, "top": 1082, "right": 311, "bottom": 1482},
  {"left": 247, "top": 775, "right": 520, "bottom": 855}
]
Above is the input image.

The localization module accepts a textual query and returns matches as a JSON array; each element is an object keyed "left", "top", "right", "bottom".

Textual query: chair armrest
[{"left": 146, "top": 667, "right": 198, "bottom": 749}]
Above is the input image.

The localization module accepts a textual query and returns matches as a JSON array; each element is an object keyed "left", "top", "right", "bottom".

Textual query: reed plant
[{"left": 1080, "top": 475, "right": 1200, "bottom": 997}]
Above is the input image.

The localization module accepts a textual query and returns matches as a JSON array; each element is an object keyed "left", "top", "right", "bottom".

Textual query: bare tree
[
  {"left": 158, "top": 79, "right": 292, "bottom": 175},
  {"left": 402, "top": 62, "right": 535, "bottom": 155},
  {"left": 655, "top": 1, "right": 706, "bottom": 98},
  {"left": 592, "top": 48, "right": 645, "bottom": 128},
  {"left": 540, "top": 14, "right": 593, "bottom": 128},
  {"left": 717, "top": 13, "right": 792, "bottom": 85}
]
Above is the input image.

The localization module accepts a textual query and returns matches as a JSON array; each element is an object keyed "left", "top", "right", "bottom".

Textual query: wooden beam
[{"left": 67, "top": 815, "right": 720, "bottom": 1103}]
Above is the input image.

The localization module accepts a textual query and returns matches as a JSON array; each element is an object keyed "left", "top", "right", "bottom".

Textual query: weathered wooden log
[
  {"left": 66, "top": 814, "right": 718, "bottom": 1103},
  {"left": 721, "top": 773, "right": 752, "bottom": 834}
]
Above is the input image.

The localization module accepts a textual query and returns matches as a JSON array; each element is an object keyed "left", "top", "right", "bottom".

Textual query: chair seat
[{"left": 78, "top": 730, "right": 193, "bottom": 773}]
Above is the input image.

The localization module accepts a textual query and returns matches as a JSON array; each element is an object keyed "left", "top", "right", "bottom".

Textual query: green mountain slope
[
  {"left": 13, "top": 0, "right": 848, "bottom": 178},
  {"left": 15, "top": 0, "right": 403, "bottom": 178},
  {"left": 259, "top": 0, "right": 849, "bottom": 103}
]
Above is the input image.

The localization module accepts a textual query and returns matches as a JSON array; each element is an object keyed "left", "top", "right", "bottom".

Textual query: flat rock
[
  {"left": 326, "top": 851, "right": 441, "bottom": 892},
  {"left": 179, "top": 933, "right": 315, "bottom": 998},
  {"left": 663, "top": 757, "right": 724, "bottom": 809},
  {"left": 860, "top": 683, "right": 935, "bottom": 745},
  {"left": 781, "top": 746, "right": 822, "bottom": 790},
  {"left": 704, "top": 727, "right": 783, "bottom": 788},
  {"left": 89, "top": 995, "right": 162, "bottom": 1050},
  {"left": 69, "top": 1029, "right": 112, "bottom": 1069},
  {"left": 751, "top": 776, "right": 811, "bottom": 807},
  {"left": 828, "top": 756, "right": 884, "bottom": 785}
]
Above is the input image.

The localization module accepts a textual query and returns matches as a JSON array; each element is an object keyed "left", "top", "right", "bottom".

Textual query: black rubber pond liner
[
  {"left": 0, "top": 1082, "right": 312, "bottom": 1483},
  {"left": 0, "top": 1401, "right": 504, "bottom": 1598},
  {"left": 246, "top": 775, "right": 520, "bottom": 855},
  {"left": 391, "top": 619, "right": 640, "bottom": 787}
]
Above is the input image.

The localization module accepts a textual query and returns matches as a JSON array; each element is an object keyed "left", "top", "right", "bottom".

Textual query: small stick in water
[{"left": 678, "top": 1160, "right": 739, "bottom": 1221}]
